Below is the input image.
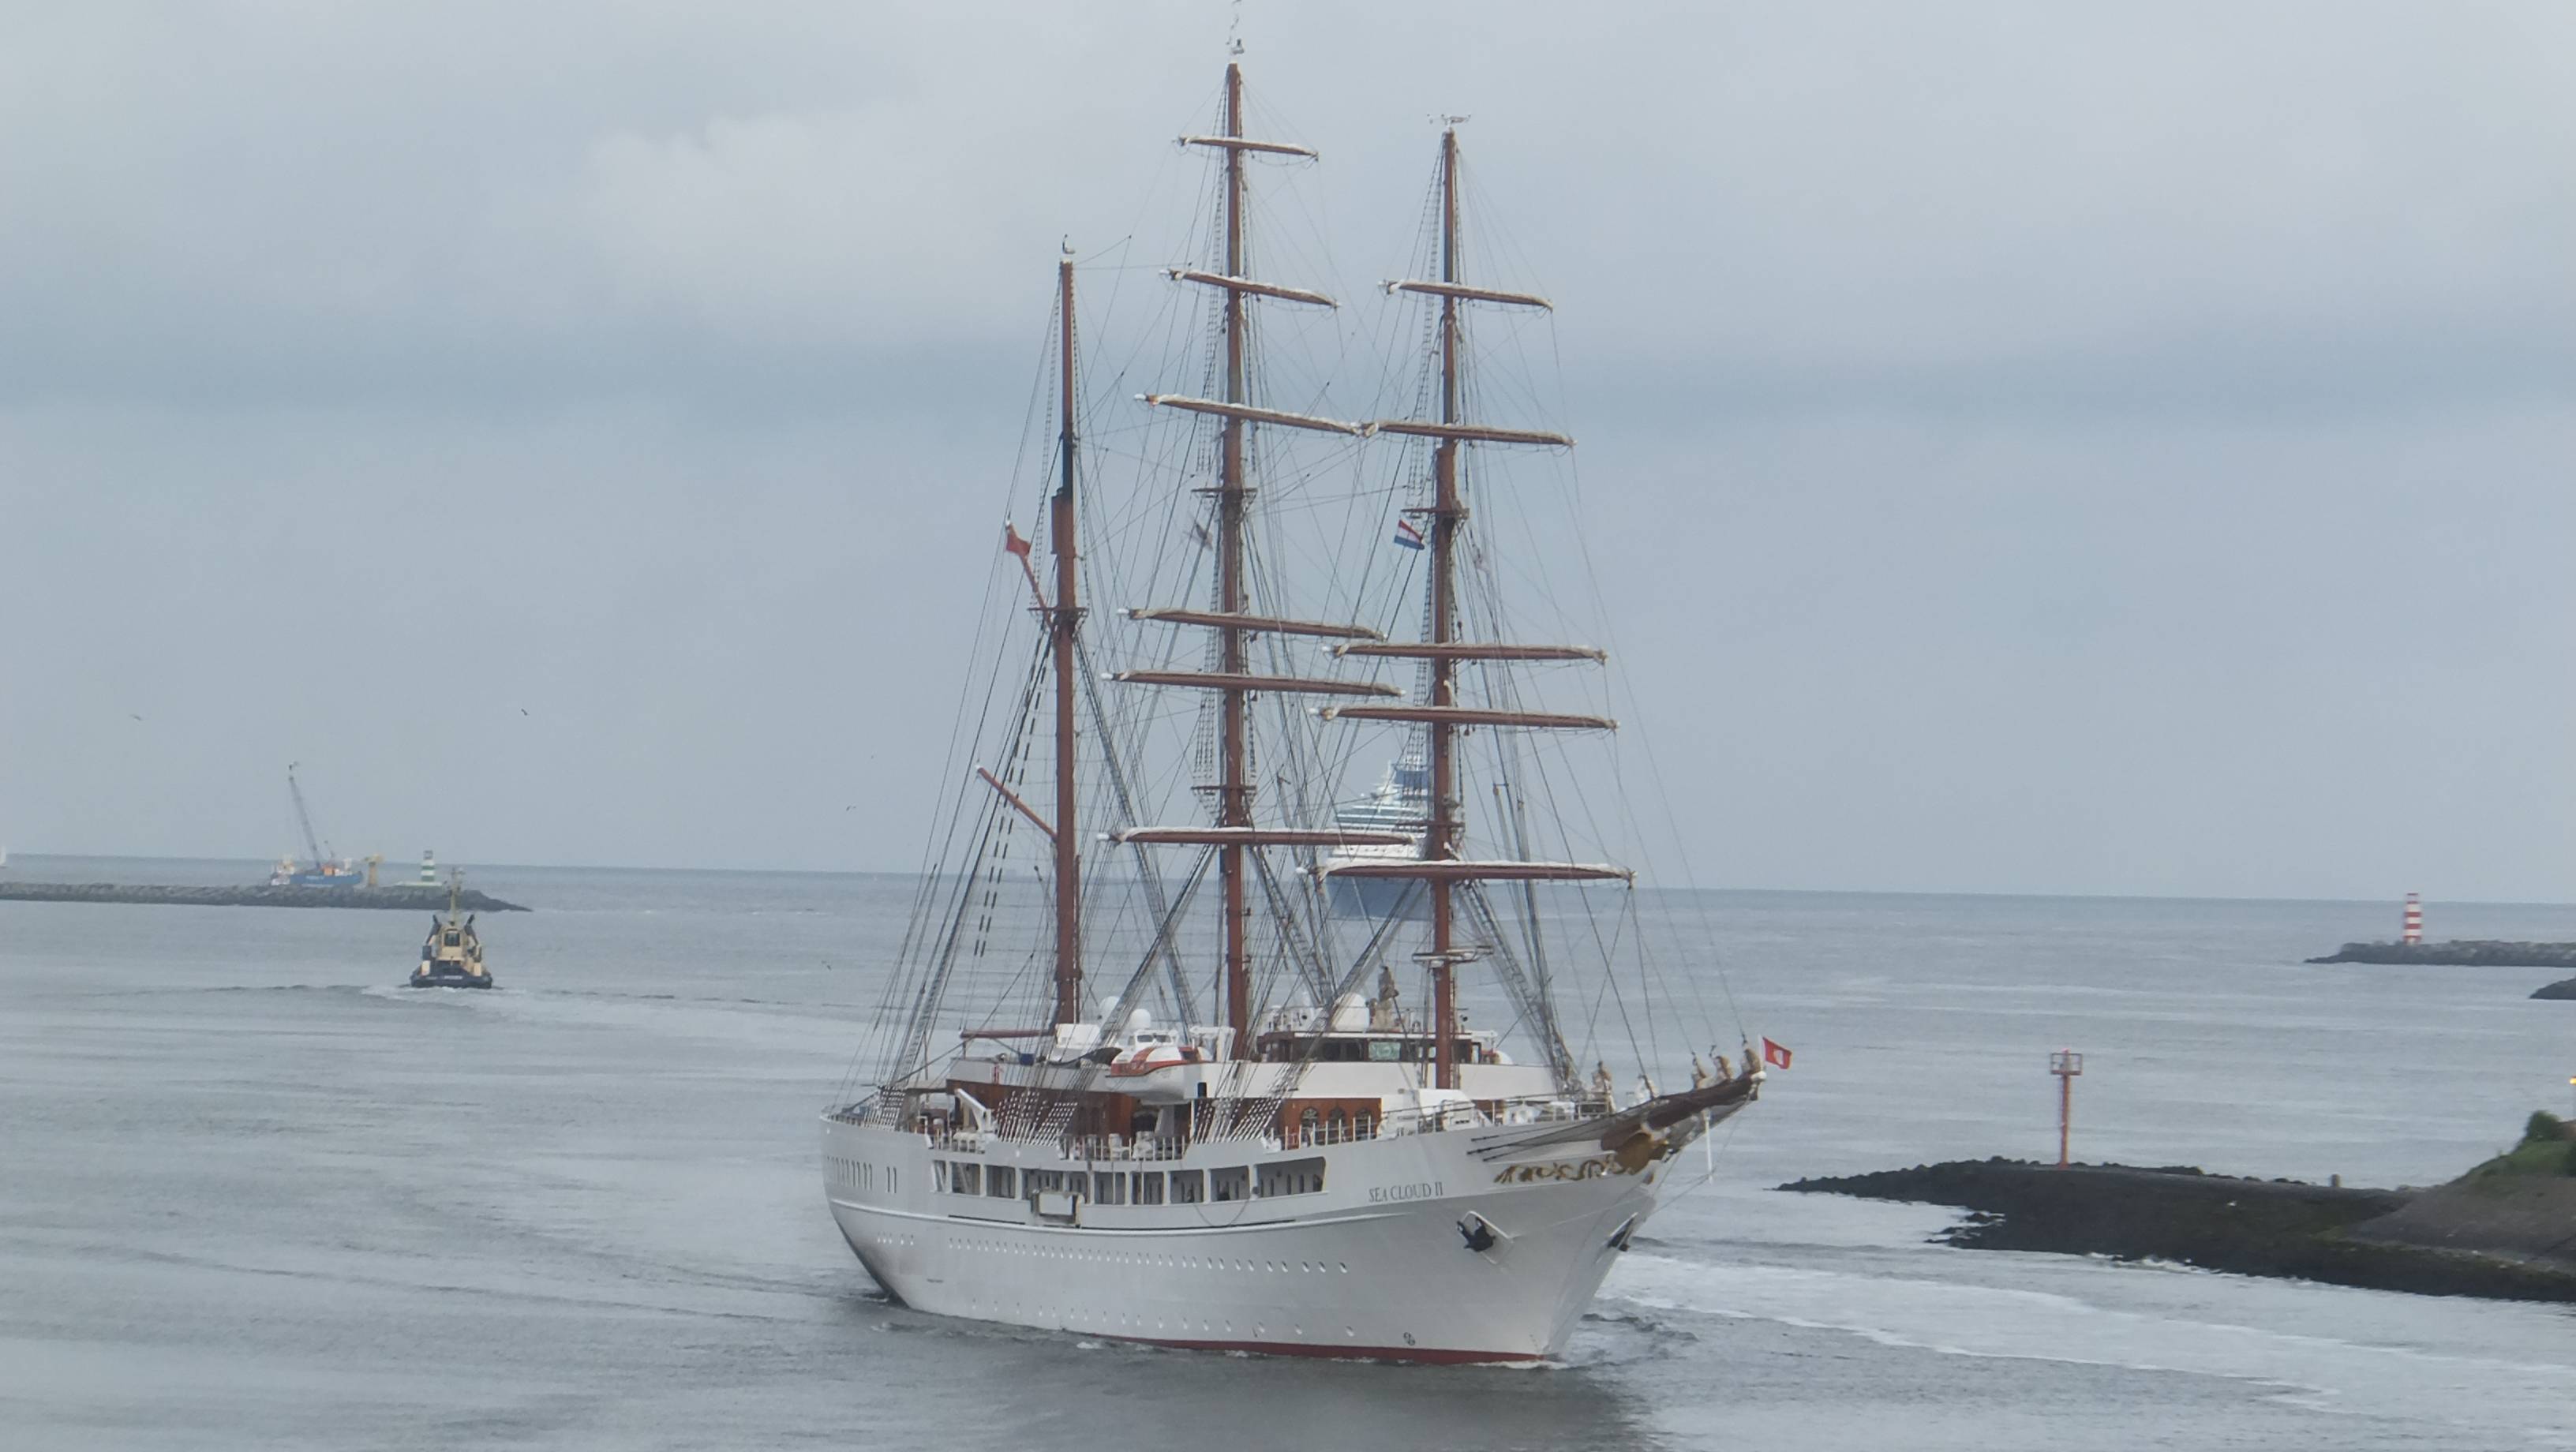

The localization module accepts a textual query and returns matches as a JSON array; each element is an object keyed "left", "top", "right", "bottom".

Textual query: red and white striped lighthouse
[{"left": 2402, "top": 892, "right": 2424, "bottom": 945}]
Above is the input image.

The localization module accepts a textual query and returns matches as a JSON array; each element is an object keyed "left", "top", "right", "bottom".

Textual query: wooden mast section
[
  {"left": 1426, "top": 127, "right": 1464, "bottom": 1091},
  {"left": 1217, "top": 62, "right": 1252, "bottom": 1062},
  {"left": 1050, "top": 256, "right": 1082, "bottom": 1027},
  {"left": 1123, "top": 65, "right": 1366, "bottom": 1062},
  {"left": 1327, "top": 127, "right": 1601, "bottom": 1091}
]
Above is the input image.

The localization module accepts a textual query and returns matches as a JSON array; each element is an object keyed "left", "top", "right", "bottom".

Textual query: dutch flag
[{"left": 1392, "top": 517, "right": 1426, "bottom": 551}]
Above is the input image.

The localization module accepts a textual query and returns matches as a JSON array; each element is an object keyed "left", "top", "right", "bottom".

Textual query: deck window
[
  {"left": 1210, "top": 1166, "right": 1250, "bottom": 1203},
  {"left": 1133, "top": 1171, "right": 1166, "bottom": 1205},
  {"left": 953, "top": 1162, "right": 981, "bottom": 1196},
  {"left": 1257, "top": 1157, "right": 1327, "bottom": 1198},
  {"left": 1091, "top": 1172, "right": 1126, "bottom": 1205},
  {"left": 1170, "top": 1169, "right": 1205, "bottom": 1204},
  {"left": 987, "top": 1166, "right": 1017, "bottom": 1199}
]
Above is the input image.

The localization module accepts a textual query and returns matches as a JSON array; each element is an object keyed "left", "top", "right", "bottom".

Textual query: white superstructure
[{"left": 825, "top": 1004, "right": 1755, "bottom": 1360}]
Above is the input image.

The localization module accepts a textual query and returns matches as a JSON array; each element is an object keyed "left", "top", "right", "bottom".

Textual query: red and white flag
[
  {"left": 1761, "top": 1037, "right": 1792, "bottom": 1071},
  {"left": 1002, "top": 522, "right": 1033, "bottom": 559}
]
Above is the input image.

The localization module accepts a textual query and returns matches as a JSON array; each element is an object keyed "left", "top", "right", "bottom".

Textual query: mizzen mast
[{"left": 1050, "top": 256, "right": 1083, "bottom": 1027}]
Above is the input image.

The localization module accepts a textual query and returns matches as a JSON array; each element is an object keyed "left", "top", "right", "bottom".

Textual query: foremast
[{"left": 1323, "top": 126, "right": 1605, "bottom": 1091}]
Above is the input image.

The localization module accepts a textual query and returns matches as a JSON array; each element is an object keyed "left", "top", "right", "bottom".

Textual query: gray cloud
[{"left": 4, "top": 1, "right": 2572, "bottom": 897}]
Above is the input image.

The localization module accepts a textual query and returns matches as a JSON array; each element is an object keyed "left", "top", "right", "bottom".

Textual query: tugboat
[{"left": 410, "top": 872, "right": 492, "bottom": 988}]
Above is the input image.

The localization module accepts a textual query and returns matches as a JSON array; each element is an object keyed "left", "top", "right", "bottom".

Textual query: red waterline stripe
[{"left": 1119, "top": 1334, "right": 1540, "bottom": 1365}]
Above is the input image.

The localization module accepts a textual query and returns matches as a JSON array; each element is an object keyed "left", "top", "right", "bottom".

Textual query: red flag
[
  {"left": 1761, "top": 1037, "right": 1792, "bottom": 1070},
  {"left": 1002, "top": 522, "right": 1033, "bottom": 559}
]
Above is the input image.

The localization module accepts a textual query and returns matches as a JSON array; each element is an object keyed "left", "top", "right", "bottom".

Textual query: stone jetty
[
  {"left": 0, "top": 881, "right": 529, "bottom": 912},
  {"left": 2305, "top": 940, "right": 2576, "bottom": 968},
  {"left": 1783, "top": 1158, "right": 2576, "bottom": 1304}
]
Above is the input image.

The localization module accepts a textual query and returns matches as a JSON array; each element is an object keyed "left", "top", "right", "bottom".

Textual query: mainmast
[
  {"left": 1131, "top": 64, "right": 1376, "bottom": 1063},
  {"left": 1217, "top": 62, "right": 1252, "bottom": 1058},
  {"left": 1050, "top": 257, "right": 1082, "bottom": 1027},
  {"left": 1425, "top": 129, "right": 1464, "bottom": 1090}
]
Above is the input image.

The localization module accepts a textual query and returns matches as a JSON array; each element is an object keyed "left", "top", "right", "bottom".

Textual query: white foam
[{"left": 1608, "top": 1252, "right": 2576, "bottom": 1445}]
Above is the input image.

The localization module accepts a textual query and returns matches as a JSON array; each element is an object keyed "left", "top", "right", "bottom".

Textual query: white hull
[{"left": 821, "top": 1116, "right": 1664, "bottom": 1362}]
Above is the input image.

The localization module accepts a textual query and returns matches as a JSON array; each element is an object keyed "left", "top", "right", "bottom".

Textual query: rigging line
[
  {"left": 1520, "top": 758, "right": 1630, "bottom": 1061},
  {"left": 844, "top": 493, "right": 1051, "bottom": 1100},
  {"left": 1066, "top": 846, "right": 1218, "bottom": 1099},
  {"left": 1320, "top": 878, "right": 1428, "bottom": 1029},
  {"left": 957, "top": 692, "right": 1053, "bottom": 1042},
  {"left": 1619, "top": 889, "right": 1667, "bottom": 1076},
  {"left": 1649, "top": 1112, "right": 1755, "bottom": 1208},
  {"left": 1588, "top": 885, "right": 1649, "bottom": 1070},
  {"left": 1073, "top": 631, "right": 1201, "bottom": 1027},
  {"left": 887, "top": 632, "right": 1054, "bottom": 1085},
  {"left": 1249, "top": 847, "right": 1335, "bottom": 1009},
  {"left": 1459, "top": 881, "right": 1575, "bottom": 1088},
  {"left": 1540, "top": 321, "right": 1740, "bottom": 1042},
  {"left": 845, "top": 305, "right": 1051, "bottom": 1065},
  {"left": 881, "top": 786, "right": 1012, "bottom": 1094}
]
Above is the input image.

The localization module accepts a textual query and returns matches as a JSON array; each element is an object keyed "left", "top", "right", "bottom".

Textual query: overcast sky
[{"left": 3, "top": 2, "right": 2571, "bottom": 899}]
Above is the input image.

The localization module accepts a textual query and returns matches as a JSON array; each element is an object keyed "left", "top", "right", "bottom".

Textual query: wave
[{"left": 1603, "top": 1252, "right": 2576, "bottom": 1442}]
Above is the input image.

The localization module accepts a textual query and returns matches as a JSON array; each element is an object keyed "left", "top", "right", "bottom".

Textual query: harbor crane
[{"left": 286, "top": 762, "right": 333, "bottom": 872}]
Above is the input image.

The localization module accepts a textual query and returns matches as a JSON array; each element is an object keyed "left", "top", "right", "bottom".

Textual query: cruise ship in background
[{"left": 1323, "top": 751, "right": 1430, "bottom": 922}]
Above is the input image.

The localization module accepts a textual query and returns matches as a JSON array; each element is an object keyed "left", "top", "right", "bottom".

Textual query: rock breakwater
[
  {"left": 0, "top": 882, "right": 529, "bottom": 912},
  {"left": 2306, "top": 940, "right": 2576, "bottom": 968},
  {"left": 1783, "top": 1158, "right": 2576, "bottom": 1303}
]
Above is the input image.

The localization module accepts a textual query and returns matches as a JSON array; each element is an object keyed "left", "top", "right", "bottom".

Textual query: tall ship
[{"left": 821, "top": 62, "right": 1763, "bottom": 1363}]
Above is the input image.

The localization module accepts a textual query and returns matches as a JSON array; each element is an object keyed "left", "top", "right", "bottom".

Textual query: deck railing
[{"left": 879, "top": 1093, "right": 1612, "bottom": 1159}]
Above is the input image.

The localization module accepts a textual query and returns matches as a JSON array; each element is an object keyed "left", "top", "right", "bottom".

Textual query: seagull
[
  {"left": 519, "top": 708, "right": 529, "bottom": 717},
  {"left": 129, "top": 713, "right": 143, "bottom": 722}
]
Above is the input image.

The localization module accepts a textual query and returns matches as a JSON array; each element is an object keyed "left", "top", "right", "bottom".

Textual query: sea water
[{"left": 3, "top": 856, "right": 2572, "bottom": 1450}]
